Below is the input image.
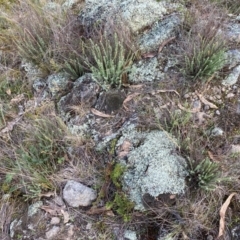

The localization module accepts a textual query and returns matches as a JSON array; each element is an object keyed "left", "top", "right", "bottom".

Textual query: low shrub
[
  {"left": 182, "top": 36, "right": 226, "bottom": 81},
  {"left": 83, "top": 32, "right": 135, "bottom": 89},
  {"left": 180, "top": 0, "right": 227, "bottom": 81}
]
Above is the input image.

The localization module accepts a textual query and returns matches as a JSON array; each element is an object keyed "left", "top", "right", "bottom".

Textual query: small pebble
[
  {"left": 221, "top": 87, "right": 226, "bottom": 92},
  {"left": 211, "top": 127, "right": 224, "bottom": 136},
  {"left": 226, "top": 93, "right": 235, "bottom": 99},
  {"left": 192, "top": 100, "right": 201, "bottom": 111},
  {"left": 204, "top": 105, "right": 210, "bottom": 111},
  {"left": 215, "top": 110, "right": 220, "bottom": 115},
  {"left": 209, "top": 96, "right": 214, "bottom": 101},
  {"left": 50, "top": 217, "right": 61, "bottom": 225},
  {"left": 216, "top": 95, "right": 221, "bottom": 100},
  {"left": 184, "top": 93, "right": 190, "bottom": 99},
  {"left": 86, "top": 223, "right": 92, "bottom": 230}
]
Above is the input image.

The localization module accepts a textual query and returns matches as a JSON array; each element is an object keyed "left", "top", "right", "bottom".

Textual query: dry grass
[{"left": 212, "top": 0, "right": 240, "bottom": 15}]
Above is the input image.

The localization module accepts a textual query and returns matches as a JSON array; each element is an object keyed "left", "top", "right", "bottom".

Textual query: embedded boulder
[
  {"left": 78, "top": 0, "right": 180, "bottom": 34},
  {"left": 117, "top": 126, "right": 187, "bottom": 210}
]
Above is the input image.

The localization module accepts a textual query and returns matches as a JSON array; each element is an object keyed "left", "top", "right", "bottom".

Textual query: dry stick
[
  {"left": 142, "top": 36, "right": 176, "bottom": 58},
  {"left": 218, "top": 193, "right": 237, "bottom": 238},
  {"left": 158, "top": 36, "right": 176, "bottom": 54}
]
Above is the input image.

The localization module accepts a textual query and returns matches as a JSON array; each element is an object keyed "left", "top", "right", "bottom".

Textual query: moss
[
  {"left": 110, "top": 163, "right": 126, "bottom": 189},
  {"left": 106, "top": 192, "right": 134, "bottom": 222},
  {"left": 108, "top": 138, "right": 118, "bottom": 156}
]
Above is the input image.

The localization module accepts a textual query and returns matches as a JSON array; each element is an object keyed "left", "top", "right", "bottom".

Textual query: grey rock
[
  {"left": 32, "top": 78, "right": 50, "bottom": 105},
  {"left": 225, "top": 50, "right": 240, "bottom": 69},
  {"left": 117, "top": 128, "right": 187, "bottom": 210},
  {"left": 78, "top": 0, "right": 119, "bottom": 29},
  {"left": 226, "top": 93, "right": 235, "bottom": 98},
  {"left": 192, "top": 100, "right": 201, "bottom": 112},
  {"left": 28, "top": 201, "right": 43, "bottom": 217},
  {"left": 119, "top": 0, "right": 168, "bottom": 33},
  {"left": 137, "top": 14, "right": 181, "bottom": 54},
  {"left": 46, "top": 226, "right": 60, "bottom": 239},
  {"left": 222, "top": 65, "right": 240, "bottom": 86},
  {"left": 47, "top": 72, "right": 70, "bottom": 98},
  {"left": 210, "top": 127, "right": 224, "bottom": 137},
  {"left": 57, "top": 74, "right": 100, "bottom": 136},
  {"left": 21, "top": 60, "right": 43, "bottom": 83},
  {"left": 215, "top": 110, "right": 221, "bottom": 115},
  {"left": 58, "top": 73, "right": 99, "bottom": 117},
  {"left": 231, "top": 225, "right": 240, "bottom": 240},
  {"left": 63, "top": 180, "right": 97, "bottom": 207},
  {"left": 124, "top": 230, "right": 137, "bottom": 240},
  {"left": 62, "top": 0, "right": 79, "bottom": 9},
  {"left": 10, "top": 201, "right": 46, "bottom": 239},
  {"left": 113, "top": 228, "right": 137, "bottom": 240},
  {"left": 230, "top": 145, "right": 240, "bottom": 154},
  {"left": 50, "top": 217, "right": 61, "bottom": 225},
  {"left": 10, "top": 219, "right": 23, "bottom": 238},
  {"left": 129, "top": 57, "right": 164, "bottom": 83},
  {"left": 226, "top": 22, "right": 240, "bottom": 43}
]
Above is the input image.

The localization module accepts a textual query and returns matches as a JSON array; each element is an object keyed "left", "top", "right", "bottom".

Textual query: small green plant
[
  {"left": 182, "top": 36, "right": 226, "bottom": 81},
  {"left": 84, "top": 32, "right": 134, "bottom": 89},
  {"left": 63, "top": 58, "right": 84, "bottom": 80},
  {"left": 187, "top": 158, "right": 222, "bottom": 191}
]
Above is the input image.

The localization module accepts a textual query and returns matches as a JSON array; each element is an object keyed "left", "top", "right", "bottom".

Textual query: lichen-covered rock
[
  {"left": 137, "top": 14, "right": 181, "bottom": 54},
  {"left": 57, "top": 74, "right": 100, "bottom": 135},
  {"left": 119, "top": 0, "right": 167, "bottom": 33},
  {"left": 128, "top": 57, "right": 164, "bottom": 83},
  {"left": 225, "top": 50, "right": 240, "bottom": 69},
  {"left": 222, "top": 65, "right": 240, "bottom": 86},
  {"left": 124, "top": 230, "right": 138, "bottom": 240},
  {"left": 58, "top": 74, "right": 99, "bottom": 115},
  {"left": 63, "top": 180, "right": 97, "bottom": 207},
  {"left": 78, "top": 0, "right": 178, "bottom": 34},
  {"left": 47, "top": 72, "right": 71, "bottom": 98},
  {"left": 117, "top": 127, "right": 187, "bottom": 210},
  {"left": 226, "top": 22, "right": 240, "bottom": 43}
]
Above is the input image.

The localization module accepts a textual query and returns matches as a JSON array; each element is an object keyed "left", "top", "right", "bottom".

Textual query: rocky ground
[{"left": 1, "top": 0, "right": 240, "bottom": 239}]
